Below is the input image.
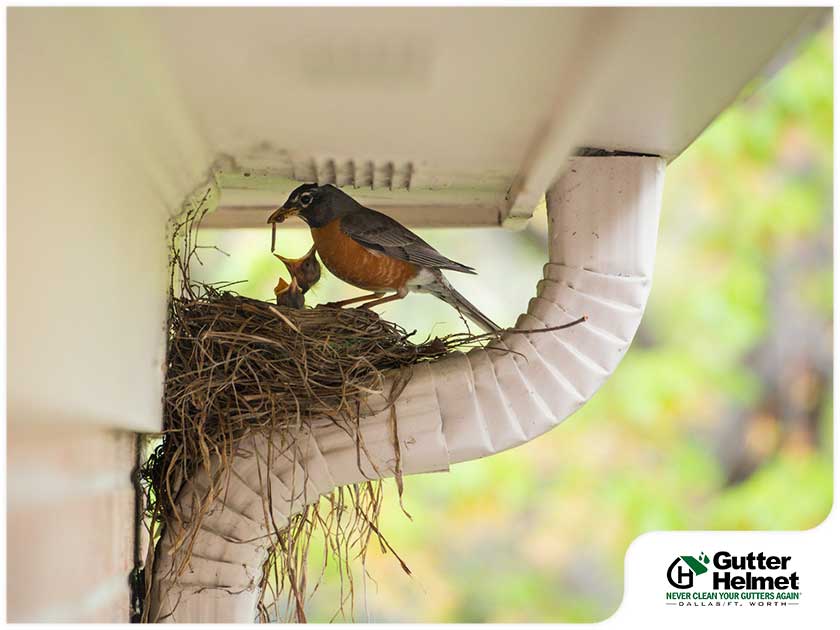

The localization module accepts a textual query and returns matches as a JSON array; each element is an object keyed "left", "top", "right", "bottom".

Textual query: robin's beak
[{"left": 267, "top": 204, "right": 299, "bottom": 224}]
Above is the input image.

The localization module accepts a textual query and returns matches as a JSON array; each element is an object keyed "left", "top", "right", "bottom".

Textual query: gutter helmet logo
[{"left": 667, "top": 553, "right": 710, "bottom": 589}]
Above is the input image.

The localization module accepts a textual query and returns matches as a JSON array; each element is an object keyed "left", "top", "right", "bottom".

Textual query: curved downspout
[{"left": 150, "top": 155, "right": 665, "bottom": 622}]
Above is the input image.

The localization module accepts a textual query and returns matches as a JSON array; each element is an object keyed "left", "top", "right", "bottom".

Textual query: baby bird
[
  {"left": 273, "top": 244, "right": 321, "bottom": 293},
  {"left": 274, "top": 276, "right": 305, "bottom": 309}
]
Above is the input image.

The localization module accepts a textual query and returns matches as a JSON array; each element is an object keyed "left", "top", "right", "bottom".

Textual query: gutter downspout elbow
[{"left": 439, "top": 155, "right": 664, "bottom": 464}]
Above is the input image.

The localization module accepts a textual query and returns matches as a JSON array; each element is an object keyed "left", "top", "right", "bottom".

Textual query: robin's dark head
[{"left": 267, "top": 183, "right": 361, "bottom": 228}]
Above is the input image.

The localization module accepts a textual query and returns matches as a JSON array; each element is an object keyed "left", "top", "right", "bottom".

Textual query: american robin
[
  {"left": 274, "top": 275, "right": 305, "bottom": 309},
  {"left": 273, "top": 244, "right": 321, "bottom": 293},
  {"left": 267, "top": 183, "right": 500, "bottom": 332}
]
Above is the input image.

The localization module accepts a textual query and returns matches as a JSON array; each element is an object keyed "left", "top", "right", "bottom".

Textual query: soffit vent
[{"left": 293, "top": 158, "right": 414, "bottom": 191}]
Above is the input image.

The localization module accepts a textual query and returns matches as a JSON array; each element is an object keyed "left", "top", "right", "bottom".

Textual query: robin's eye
[{"left": 299, "top": 192, "right": 313, "bottom": 207}]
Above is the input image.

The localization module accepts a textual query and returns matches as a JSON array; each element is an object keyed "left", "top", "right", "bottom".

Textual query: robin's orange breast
[{"left": 311, "top": 219, "right": 419, "bottom": 292}]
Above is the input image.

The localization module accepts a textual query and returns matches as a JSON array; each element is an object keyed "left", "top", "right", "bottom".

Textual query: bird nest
[{"left": 138, "top": 187, "right": 493, "bottom": 622}]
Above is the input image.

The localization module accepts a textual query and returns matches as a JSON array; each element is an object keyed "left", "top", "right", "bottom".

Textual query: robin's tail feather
[{"left": 426, "top": 275, "right": 501, "bottom": 334}]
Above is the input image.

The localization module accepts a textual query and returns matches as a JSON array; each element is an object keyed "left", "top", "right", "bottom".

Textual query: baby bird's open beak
[
  {"left": 267, "top": 204, "right": 299, "bottom": 224},
  {"left": 274, "top": 275, "right": 305, "bottom": 309},
  {"left": 273, "top": 275, "right": 290, "bottom": 297}
]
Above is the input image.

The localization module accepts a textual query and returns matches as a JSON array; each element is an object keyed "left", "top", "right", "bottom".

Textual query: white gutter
[{"left": 150, "top": 155, "right": 665, "bottom": 622}]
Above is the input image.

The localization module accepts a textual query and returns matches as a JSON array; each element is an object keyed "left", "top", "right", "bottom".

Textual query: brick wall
[{"left": 7, "top": 424, "right": 138, "bottom": 622}]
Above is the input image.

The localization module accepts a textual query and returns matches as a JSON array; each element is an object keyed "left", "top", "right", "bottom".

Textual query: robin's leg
[
  {"left": 359, "top": 292, "right": 407, "bottom": 310},
  {"left": 325, "top": 292, "right": 385, "bottom": 308}
]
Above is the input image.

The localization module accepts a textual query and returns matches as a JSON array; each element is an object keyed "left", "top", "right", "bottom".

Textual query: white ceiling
[{"left": 147, "top": 7, "right": 826, "bottom": 227}]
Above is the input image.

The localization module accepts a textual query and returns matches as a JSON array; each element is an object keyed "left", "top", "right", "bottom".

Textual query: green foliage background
[{"left": 196, "top": 27, "right": 832, "bottom": 622}]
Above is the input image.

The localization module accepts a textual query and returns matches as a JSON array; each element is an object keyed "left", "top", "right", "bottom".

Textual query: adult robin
[
  {"left": 273, "top": 244, "right": 321, "bottom": 293},
  {"left": 274, "top": 275, "right": 305, "bottom": 309},
  {"left": 267, "top": 183, "right": 500, "bottom": 332}
]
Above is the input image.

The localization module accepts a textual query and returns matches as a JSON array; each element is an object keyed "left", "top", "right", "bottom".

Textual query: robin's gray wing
[{"left": 340, "top": 209, "right": 476, "bottom": 274}]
